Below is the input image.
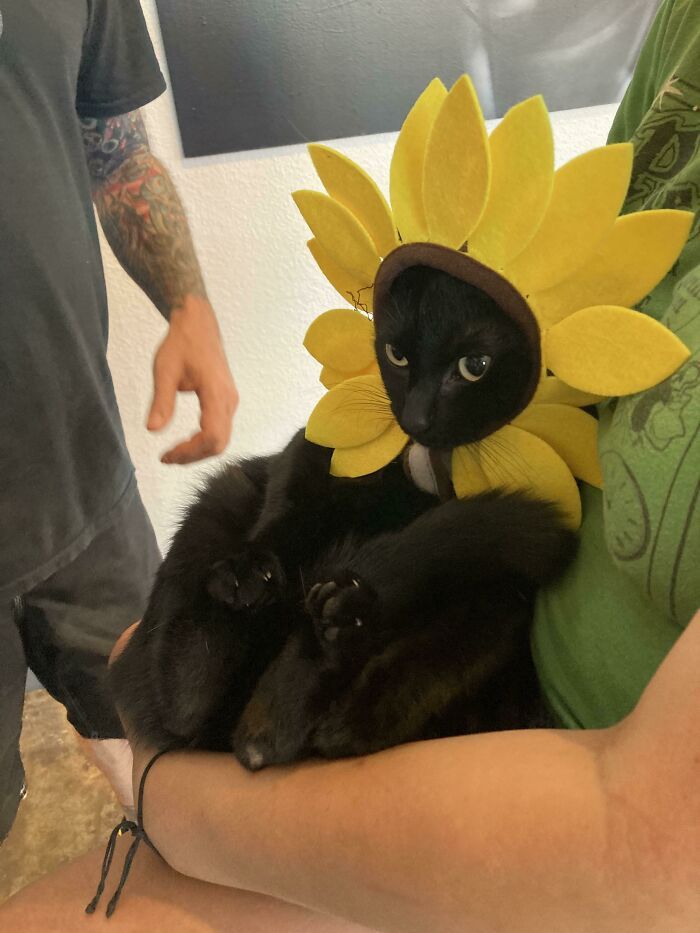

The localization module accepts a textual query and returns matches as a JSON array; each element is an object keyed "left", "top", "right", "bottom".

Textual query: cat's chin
[
  {"left": 396, "top": 415, "right": 483, "bottom": 450},
  {"left": 407, "top": 422, "right": 512, "bottom": 450},
  {"left": 406, "top": 433, "right": 453, "bottom": 451},
  {"left": 404, "top": 427, "right": 473, "bottom": 451}
]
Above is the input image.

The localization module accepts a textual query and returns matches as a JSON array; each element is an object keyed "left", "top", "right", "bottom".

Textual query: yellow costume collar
[{"left": 294, "top": 76, "right": 692, "bottom": 528}]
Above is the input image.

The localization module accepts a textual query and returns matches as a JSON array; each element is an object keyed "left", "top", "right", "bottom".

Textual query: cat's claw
[{"left": 207, "top": 548, "right": 285, "bottom": 611}]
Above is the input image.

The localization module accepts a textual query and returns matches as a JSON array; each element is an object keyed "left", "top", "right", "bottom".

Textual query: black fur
[
  {"left": 378, "top": 266, "right": 537, "bottom": 446},
  {"left": 111, "top": 268, "right": 577, "bottom": 769}
]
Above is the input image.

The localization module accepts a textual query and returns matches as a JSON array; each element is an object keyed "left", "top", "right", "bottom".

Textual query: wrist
[
  {"left": 130, "top": 741, "right": 160, "bottom": 806},
  {"left": 168, "top": 293, "right": 215, "bottom": 323}
]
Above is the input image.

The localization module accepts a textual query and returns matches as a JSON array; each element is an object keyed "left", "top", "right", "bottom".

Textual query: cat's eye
[
  {"left": 385, "top": 344, "right": 408, "bottom": 367},
  {"left": 458, "top": 354, "right": 492, "bottom": 382}
]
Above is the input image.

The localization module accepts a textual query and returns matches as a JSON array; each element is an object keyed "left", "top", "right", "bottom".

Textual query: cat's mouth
[
  {"left": 397, "top": 408, "right": 477, "bottom": 449},
  {"left": 403, "top": 420, "right": 500, "bottom": 451},
  {"left": 402, "top": 424, "right": 453, "bottom": 450}
]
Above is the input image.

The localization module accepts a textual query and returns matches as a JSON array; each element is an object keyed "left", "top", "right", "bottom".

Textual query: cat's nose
[
  {"left": 402, "top": 387, "right": 434, "bottom": 438},
  {"left": 402, "top": 412, "right": 431, "bottom": 437}
]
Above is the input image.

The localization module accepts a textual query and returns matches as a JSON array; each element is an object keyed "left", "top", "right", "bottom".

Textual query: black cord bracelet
[{"left": 85, "top": 746, "right": 173, "bottom": 918}]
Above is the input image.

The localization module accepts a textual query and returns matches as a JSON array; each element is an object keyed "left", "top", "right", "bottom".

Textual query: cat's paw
[
  {"left": 305, "top": 571, "right": 378, "bottom": 661},
  {"left": 207, "top": 548, "right": 285, "bottom": 611}
]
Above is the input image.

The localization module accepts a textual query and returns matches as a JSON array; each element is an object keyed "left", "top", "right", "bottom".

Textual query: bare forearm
[
  {"left": 125, "top": 620, "right": 699, "bottom": 931},
  {"left": 81, "top": 111, "right": 237, "bottom": 461},
  {"left": 93, "top": 149, "right": 206, "bottom": 317},
  {"left": 141, "top": 729, "right": 634, "bottom": 933}
]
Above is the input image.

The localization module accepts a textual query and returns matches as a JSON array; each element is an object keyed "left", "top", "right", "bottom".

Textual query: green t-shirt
[{"left": 532, "top": 0, "right": 700, "bottom": 729}]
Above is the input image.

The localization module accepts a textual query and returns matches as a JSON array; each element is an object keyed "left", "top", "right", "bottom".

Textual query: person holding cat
[
  {"left": 2, "top": 0, "right": 698, "bottom": 930},
  {"left": 0, "top": 0, "right": 237, "bottom": 847}
]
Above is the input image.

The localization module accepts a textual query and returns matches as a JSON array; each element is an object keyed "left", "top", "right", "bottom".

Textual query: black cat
[{"left": 111, "top": 266, "right": 577, "bottom": 769}]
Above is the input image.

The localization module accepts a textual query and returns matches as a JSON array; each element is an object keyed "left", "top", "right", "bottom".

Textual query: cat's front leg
[
  {"left": 110, "top": 460, "right": 276, "bottom": 749},
  {"left": 248, "top": 431, "right": 335, "bottom": 565},
  {"left": 310, "top": 492, "right": 577, "bottom": 638}
]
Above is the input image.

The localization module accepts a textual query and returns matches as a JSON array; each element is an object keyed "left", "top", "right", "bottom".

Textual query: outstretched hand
[{"left": 148, "top": 297, "right": 238, "bottom": 464}]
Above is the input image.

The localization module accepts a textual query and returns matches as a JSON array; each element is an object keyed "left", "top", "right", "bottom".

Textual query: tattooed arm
[{"left": 82, "top": 111, "right": 238, "bottom": 464}]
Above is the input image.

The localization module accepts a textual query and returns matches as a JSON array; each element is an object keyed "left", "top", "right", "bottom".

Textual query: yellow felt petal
[
  {"left": 478, "top": 425, "right": 582, "bottom": 528},
  {"left": 514, "top": 404, "right": 602, "bottom": 488},
  {"left": 532, "top": 210, "right": 694, "bottom": 328},
  {"left": 330, "top": 422, "right": 408, "bottom": 478},
  {"left": 423, "top": 75, "right": 491, "bottom": 248},
  {"left": 320, "top": 366, "right": 346, "bottom": 390},
  {"left": 308, "top": 145, "right": 398, "bottom": 257},
  {"left": 320, "top": 361, "right": 378, "bottom": 389},
  {"left": 304, "top": 309, "right": 375, "bottom": 372},
  {"left": 307, "top": 239, "right": 374, "bottom": 313},
  {"left": 504, "top": 144, "right": 633, "bottom": 295},
  {"left": 293, "top": 191, "right": 380, "bottom": 283},
  {"left": 305, "top": 374, "right": 394, "bottom": 448},
  {"left": 470, "top": 96, "right": 554, "bottom": 269},
  {"left": 544, "top": 305, "right": 691, "bottom": 396},
  {"left": 390, "top": 77, "right": 447, "bottom": 243},
  {"left": 451, "top": 445, "right": 491, "bottom": 499},
  {"left": 533, "top": 376, "right": 603, "bottom": 408}
]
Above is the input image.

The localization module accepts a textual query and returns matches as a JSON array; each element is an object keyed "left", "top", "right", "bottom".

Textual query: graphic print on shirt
[
  {"left": 604, "top": 262, "right": 700, "bottom": 621},
  {"left": 626, "top": 75, "right": 700, "bottom": 270},
  {"left": 600, "top": 449, "right": 650, "bottom": 562},
  {"left": 601, "top": 64, "right": 700, "bottom": 623}
]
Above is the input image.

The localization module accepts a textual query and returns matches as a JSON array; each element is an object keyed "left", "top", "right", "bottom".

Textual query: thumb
[{"left": 148, "top": 350, "right": 179, "bottom": 431}]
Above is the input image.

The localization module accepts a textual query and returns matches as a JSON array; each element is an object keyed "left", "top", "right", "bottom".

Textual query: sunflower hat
[{"left": 293, "top": 76, "right": 692, "bottom": 528}]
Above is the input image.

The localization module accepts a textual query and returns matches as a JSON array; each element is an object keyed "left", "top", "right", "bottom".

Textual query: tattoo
[
  {"left": 84, "top": 112, "right": 206, "bottom": 315},
  {"left": 80, "top": 112, "right": 149, "bottom": 182}
]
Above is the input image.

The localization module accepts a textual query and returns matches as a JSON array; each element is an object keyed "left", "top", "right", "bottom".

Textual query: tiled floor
[{"left": 0, "top": 690, "right": 121, "bottom": 904}]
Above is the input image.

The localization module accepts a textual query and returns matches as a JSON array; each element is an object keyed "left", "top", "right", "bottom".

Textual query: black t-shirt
[{"left": 0, "top": 1, "right": 165, "bottom": 595}]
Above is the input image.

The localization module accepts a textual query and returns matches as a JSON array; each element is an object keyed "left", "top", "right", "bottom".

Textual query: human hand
[{"left": 147, "top": 296, "right": 239, "bottom": 464}]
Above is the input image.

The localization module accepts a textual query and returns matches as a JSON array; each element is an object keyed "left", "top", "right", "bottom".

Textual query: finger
[
  {"left": 160, "top": 372, "right": 236, "bottom": 464},
  {"left": 163, "top": 381, "right": 234, "bottom": 464},
  {"left": 109, "top": 621, "right": 141, "bottom": 667},
  {"left": 147, "top": 350, "right": 180, "bottom": 431},
  {"left": 160, "top": 429, "right": 224, "bottom": 465}
]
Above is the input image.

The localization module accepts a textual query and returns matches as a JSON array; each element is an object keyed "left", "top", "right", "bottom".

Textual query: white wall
[{"left": 106, "top": 0, "right": 619, "bottom": 552}]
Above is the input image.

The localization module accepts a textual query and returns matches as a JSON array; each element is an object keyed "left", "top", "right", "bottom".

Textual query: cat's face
[{"left": 375, "top": 266, "right": 535, "bottom": 449}]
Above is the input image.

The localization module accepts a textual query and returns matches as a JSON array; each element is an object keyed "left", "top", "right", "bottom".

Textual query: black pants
[{"left": 0, "top": 483, "right": 160, "bottom": 843}]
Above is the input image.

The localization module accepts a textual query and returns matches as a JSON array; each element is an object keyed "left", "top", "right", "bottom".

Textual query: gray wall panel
[{"left": 154, "top": 0, "right": 660, "bottom": 158}]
